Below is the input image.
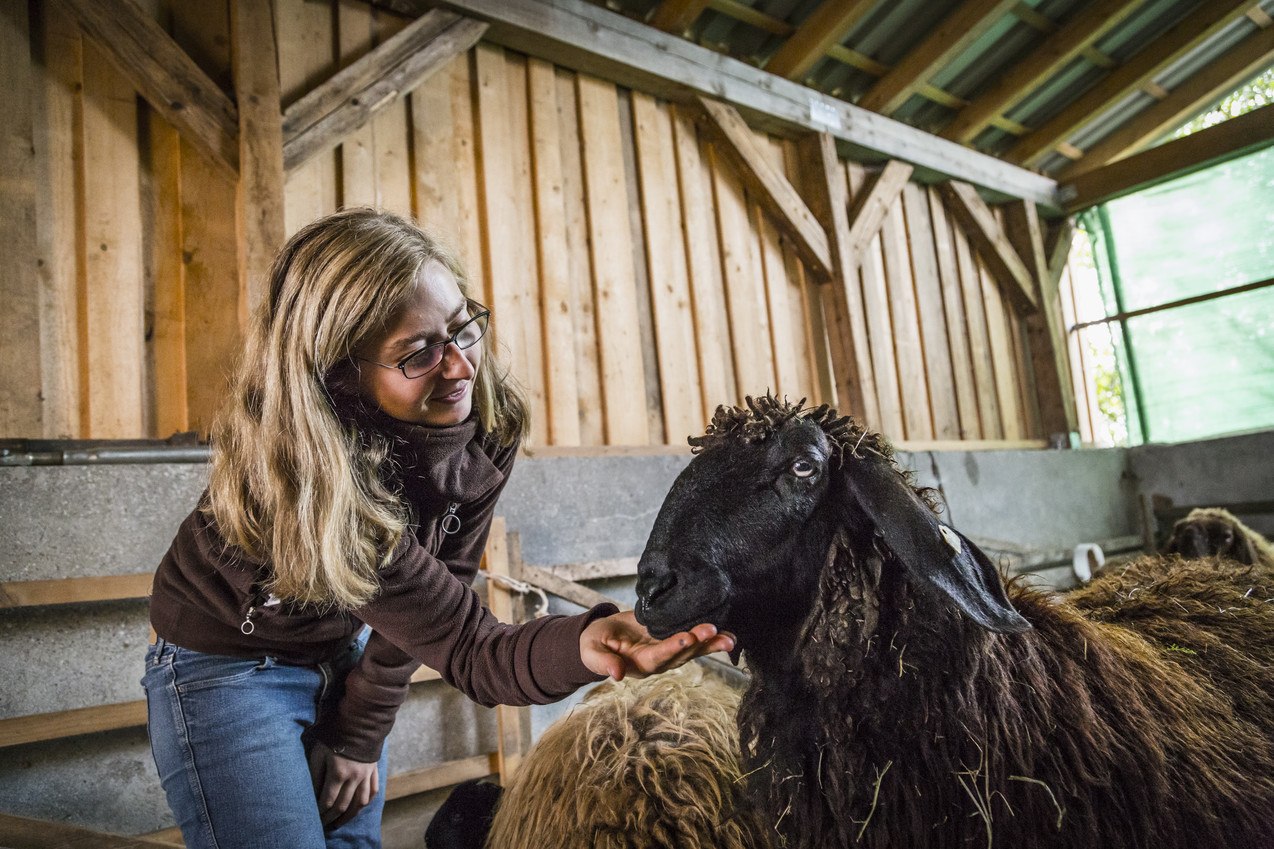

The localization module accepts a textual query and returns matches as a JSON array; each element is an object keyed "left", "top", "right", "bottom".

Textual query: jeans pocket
[{"left": 172, "top": 648, "right": 275, "bottom": 694}]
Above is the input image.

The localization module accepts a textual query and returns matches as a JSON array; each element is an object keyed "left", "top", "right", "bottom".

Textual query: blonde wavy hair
[{"left": 207, "top": 208, "right": 527, "bottom": 609}]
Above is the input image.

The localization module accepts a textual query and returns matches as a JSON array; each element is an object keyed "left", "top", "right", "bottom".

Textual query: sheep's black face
[{"left": 636, "top": 418, "right": 835, "bottom": 640}]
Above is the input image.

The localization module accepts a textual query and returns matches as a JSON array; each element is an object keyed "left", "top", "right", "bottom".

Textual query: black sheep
[
  {"left": 635, "top": 395, "right": 1274, "bottom": 849},
  {"left": 424, "top": 779, "right": 502, "bottom": 849}
]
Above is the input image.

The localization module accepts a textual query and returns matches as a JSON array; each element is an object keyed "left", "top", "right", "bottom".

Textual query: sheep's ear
[{"left": 841, "top": 453, "right": 1031, "bottom": 634}]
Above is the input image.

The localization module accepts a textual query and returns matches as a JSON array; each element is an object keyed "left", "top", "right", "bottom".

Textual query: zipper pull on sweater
[{"left": 441, "top": 502, "right": 461, "bottom": 535}]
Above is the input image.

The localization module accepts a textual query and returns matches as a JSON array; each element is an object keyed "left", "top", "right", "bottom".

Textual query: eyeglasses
[{"left": 357, "top": 301, "right": 491, "bottom": 380}]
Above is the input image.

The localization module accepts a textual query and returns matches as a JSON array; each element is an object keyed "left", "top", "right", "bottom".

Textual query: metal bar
[
  {"left": 0, "top": 445, "right": 211, "bottom": 466},
  {"left": 1068, "top": 275, "right": 1274, "bottom": 332}
]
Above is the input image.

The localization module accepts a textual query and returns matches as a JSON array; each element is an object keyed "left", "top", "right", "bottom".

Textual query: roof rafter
[
  {"left": 764, "top": 0, "right": 878, "bottom": 81},
  {"left": 941, "top": 0, "right": 1145, "bottom": 144},
  {"left": 859, "top": 0, "right": 1018, "bottom": 116},
  {"left": 1058, "top": 22, "right": 1274, "bottom": 178},
  {"left": 648, "top": 0, "right": 712, "bottom": 34},
  {"left": 1060, "top": 102, "right": 1274, "bottom": 212},
  {"left": 1007, "top": 1, "right": 1256, "bottom": 167}
]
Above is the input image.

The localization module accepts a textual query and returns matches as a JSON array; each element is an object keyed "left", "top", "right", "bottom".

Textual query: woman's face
[{"left": 355, "top": 259, "right": 483, "bottom": 427}]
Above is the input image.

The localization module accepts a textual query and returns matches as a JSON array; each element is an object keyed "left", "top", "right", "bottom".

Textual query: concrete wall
[{"left": 2, "top": 430, "right": 1271, "bottom": 842}]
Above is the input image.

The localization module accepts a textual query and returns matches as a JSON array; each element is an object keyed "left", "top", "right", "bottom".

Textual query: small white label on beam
[{"left": 809, "top": 98, "right": 844, "bottom": 130}]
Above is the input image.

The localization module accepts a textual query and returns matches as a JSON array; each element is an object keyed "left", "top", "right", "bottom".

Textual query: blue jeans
[{"left": 142, "top": 632, "right": 389, "bottom": 849}]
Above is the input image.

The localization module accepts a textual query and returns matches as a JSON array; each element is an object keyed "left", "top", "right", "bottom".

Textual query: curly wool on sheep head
[{"left": 635, "top": 395, "right": 1030, "bottom": 655}]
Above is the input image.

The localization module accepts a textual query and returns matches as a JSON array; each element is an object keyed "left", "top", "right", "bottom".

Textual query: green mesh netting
[{"left": 1079, "top": 144, "right": 1274, "bottom": 445}]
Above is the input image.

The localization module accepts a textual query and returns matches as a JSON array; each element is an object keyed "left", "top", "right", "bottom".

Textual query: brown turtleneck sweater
[{"left": 149, "top": 416, "right": 616, "bottom": 762}]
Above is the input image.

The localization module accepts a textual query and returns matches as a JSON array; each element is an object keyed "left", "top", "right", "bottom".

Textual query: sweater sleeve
[{"left": 312, "top": 444, "right": 617, "bottom": 762}]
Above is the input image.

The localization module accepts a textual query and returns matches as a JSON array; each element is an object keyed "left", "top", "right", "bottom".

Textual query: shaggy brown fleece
[
  {"left": 1163, "top": 506, "right": 1274, "bottom": 568},
  {"left": 695, "top": 399, "right": 1274, "bottom": 849},
  {"left": 485, "top": 665, "right": 771, "bottom": 849}
]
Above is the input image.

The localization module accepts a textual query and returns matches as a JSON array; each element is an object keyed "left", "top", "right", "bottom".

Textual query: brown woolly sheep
[
  {"left": 635, "top": 395, "right": 1274, "bottom": 849},
  {"left": 1163, "top": 506, "right": 1274, "bottom": 567},
  {"left": 484, "top": 664, "right": 771, "bottom": 849}
]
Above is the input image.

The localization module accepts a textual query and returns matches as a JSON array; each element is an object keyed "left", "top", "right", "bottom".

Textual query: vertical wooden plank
[
  {"left": 411, "top": 58, "right": 461, "bottom": 242},
  {"left": 555, "top": 67, "right": 602, "bottom": 445},
  {"left": 927, "top": 186, "right": 980, "bottom": 439},
  {"left": 371, "top": 7, "right": 412, "bottom": 216},
  {"left": 1054, "top": 260, "right": 1095, "bottom": 443},
  {"left": 482, "top": 517, "right": 526, "bottom": 782},
  {"left": 32, "top": 3, "right": 82, "bottom": 438},
  {"left": 793, "top": 135, "right": 875, "bottom": 421},
  {"left": 752, "top": 136, "right": 804, "bottom": 401},
  {"left": 772, "top": 138, "right": 820, "bottom": 406},
  {"left": 631, "top": 91, "right": 703, "bottom": 443},
  {"left": 475, "top": 45, "right": 547, "bottom": 445},
  {"left": 528, "top": 57, "right": 581, "bottom": 446},
  {"left": 337, "top": 0, "right": 376, "bottom": 207},
  {"left": 709, "top": 145, "right": 775, "bottom": 400},
  {"left": 279, "top": 0, "right": 338, "bottom": 235},
  {"left": 979, "top": 259, "right": 1023, "bottom": 440},
  {"left": 80, "top": 40, "right": 145, "bottom": 437},
  {"left": 878, "top": 196, "right": 931, "bottom": 440},
  {"left": 670, "top": 104, "right": 734, "bottom": 415},
  {"left": 577, "top": 73, "right": 648, "bottom": 444},
  {"left": 901, "top": 183, "right": 959, "bottom": 440},
  {"left": 616, "top": 89, "right": 665, "bottom": 445},
  {"left": 232, "top": 0, "right": 286, "bottom": 327},
  {"left": 451, "top": 54, "right": 485, "bottom": 298},
  {"left": 951, "top": 208, "right": 1002, "bottom": 439},
  {"left": 1, "top": 0, "right": 42, "bottom": 436},
  {"left": 849, "top": 162, "right": 903, "bottom": 438},
  {"left": 148, "top": 113, "right": 188, "bottom": 436},
  {"left": 1009, "top": 311, "right": 1039, "bottom": 437},
  {"left": 171, "top": 0, "right": 240, "bottom": 437}
]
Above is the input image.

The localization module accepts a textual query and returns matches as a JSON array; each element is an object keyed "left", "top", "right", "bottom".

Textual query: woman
[{"left": 142, "top": 209, "right": 732, "bottom": 849}]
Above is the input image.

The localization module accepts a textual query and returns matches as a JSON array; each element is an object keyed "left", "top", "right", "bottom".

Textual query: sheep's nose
[{"left": 636, "top": 554, "right": 678, "bottom": 609}]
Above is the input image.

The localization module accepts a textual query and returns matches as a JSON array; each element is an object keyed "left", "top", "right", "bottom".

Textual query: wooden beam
[
  {"left": 708, "top": 0, "right": 792, "bottom": 36},
  {"left": 858, "top": 0, "right": 1018, "bottom": 116},
  {"left": 844, "top": 160, "right": 913, "bottom": 264},
  {"left": 1061, "top": 102, "right": 1274, "bottom": 212},
  {"left": 764, "top": 0, "right": 878, "bottom": 81},
  {"left": 694, "top": 97, "right": 832, "bottom": 279},
  {"left": 281, "top": 10, "right": 487, "bottom": 171},
  {"left": 1059, "top": 23, "right": 1274, "bottom": 178},
  {"left": 1007, "top": 1, "right": 1256, "bottom": 167},
  {"left": 232, "top": 0, "right": 285, "bottom": 327},
  {"left": 0, "top": 573, "right": 153, "bottom": 608},
  {"left": 519, "top": 562, "right": 628, "bottom": 611},
  {"left": 649, "top": 0, "right": 712, "bottom": 34},
  {"left": 384, "top": 752, "right": 498, "bottom": 801},
  {"left": 942, "top": 0, "right": 1144, "bottom": 144},
  {"left": 941, "top": 181, "right": 1037, "bottom": 313},
  {"left": 793, "top": 132, "right": 876, "bottom": 424},
  {"left": 57, "top": 0, "right": 239, "bottom": 176},
  {"left": 0, "top": 812, "right": 179, "bottom": 849},
  {"left": 0, "top": 699, "right": 148, "bottom": 749},
  {"left": 483, "top": 520, "right": 526, "bottom": 783},
  {"left": 372, "top": 0, "right": 1059, "bottom": 207},
  {"left": 1004, "top": 201, "right": 1077, "bottom": 436}
]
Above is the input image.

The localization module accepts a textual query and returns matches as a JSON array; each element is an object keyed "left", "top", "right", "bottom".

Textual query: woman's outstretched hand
[{"left": 579, "top": 609, "right": 735, "bottom": 681}]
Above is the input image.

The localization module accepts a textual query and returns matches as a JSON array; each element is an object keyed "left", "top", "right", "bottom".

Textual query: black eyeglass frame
[{"left": 356, "top": 300, "right": 491, "bottom": 380}]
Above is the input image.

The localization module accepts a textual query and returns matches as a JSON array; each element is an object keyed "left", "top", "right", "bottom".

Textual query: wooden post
[
  {"left": 483, "top": 517, "right": 527, "bottom": 783},
  {"left": 232, "top": 0, "right": 286, "bottom": 328},
  {"left": 1003, "top": 201, "right": 1078, "bottom": 439}
]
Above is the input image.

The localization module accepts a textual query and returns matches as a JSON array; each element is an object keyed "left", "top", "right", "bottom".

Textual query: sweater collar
[{"left": 373, "top": 412, "right": 503, "bottom": 502}]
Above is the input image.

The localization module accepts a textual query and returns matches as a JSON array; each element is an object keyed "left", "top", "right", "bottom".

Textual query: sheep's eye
[{"left": 791, "top": 459, "right": 816, "bottom": 478}]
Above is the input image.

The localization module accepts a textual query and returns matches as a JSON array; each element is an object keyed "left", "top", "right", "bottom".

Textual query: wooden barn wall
[{"left": 2, "top": 0, "right": 1046, "bottom": 448}]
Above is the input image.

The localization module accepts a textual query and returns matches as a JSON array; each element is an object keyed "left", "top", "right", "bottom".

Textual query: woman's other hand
[
  {"left": 308, "top": 740, "right": 379, "bottom": 829},
  {"left": 579, "top": 609, "right": 735, "bottom": 681}
]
